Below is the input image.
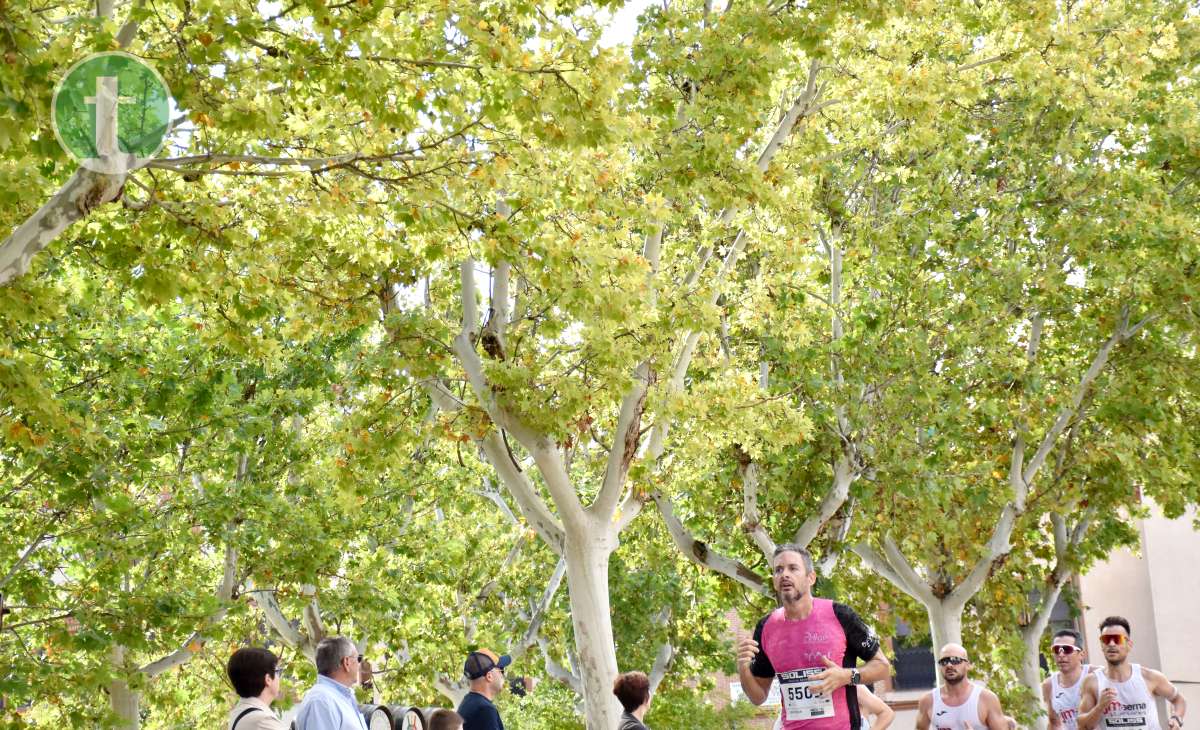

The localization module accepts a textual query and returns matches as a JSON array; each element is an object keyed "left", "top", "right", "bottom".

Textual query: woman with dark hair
[
  {"left": 226, "top": 647, "right": 288, "bottom": 729},
  {"left": 613, "top": 671, "right": 652, "bottom": 730}
]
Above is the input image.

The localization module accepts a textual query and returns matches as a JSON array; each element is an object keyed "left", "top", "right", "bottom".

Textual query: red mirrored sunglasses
[{"left": 1099, "top": 634, "right": 1128, "bottom": 646}]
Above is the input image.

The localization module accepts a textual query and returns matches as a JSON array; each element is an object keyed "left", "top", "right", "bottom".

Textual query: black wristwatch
[{"left": 850, "top": 668, "right": 862, "bottom": 685}]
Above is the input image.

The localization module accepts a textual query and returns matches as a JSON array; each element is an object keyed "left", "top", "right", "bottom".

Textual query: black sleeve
[
  {"left": 748, "top": 614, "right": 776, "bottom": 678},
  {"left": 834, "top": 602, "right": 882, "bottom": 664}
]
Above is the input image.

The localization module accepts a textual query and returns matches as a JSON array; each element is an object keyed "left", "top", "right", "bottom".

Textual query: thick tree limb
[
  {"left": 651, "top": 491, "right": 771, "bottom": 596},
  {"left": 248, "top": 586, "right": 318, "bottom": 661},
  {"left": 0, "top": 171, "right": 125, "bottom": 286},
  {"left": 453, "top": 257, "right": 587, "bottom": 532},
  {"left": 479, "top": 432, "right": 565, "bottom": 555},
  {"left": 539, "top": 635, "right": 583, "bottom": 695},
  {"left": 0, "top": 0, "right": 143, "bottom": 288},
  {"left": 736, "top": 449, "right": 777, "bottom": 562},
  {"left": 851, "top": 540, "right": 936, "bottom": 606},
  {"left": 648, "top": 607, "right": 674, "bottom": 695},
  {"left": 793, "top": 455, "right": 855, "bottom": 548},
  {"left": 593, "top": 362, "right": 650, "bottom": 520}
]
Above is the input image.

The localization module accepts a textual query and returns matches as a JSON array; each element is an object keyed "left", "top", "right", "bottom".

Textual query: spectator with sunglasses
[
  {"left": 226, "top": 647, "right": 288, "bottom": 730},
  {"left": 1078, "top": 616, "right": 1187, "bottom": 730},
  {"left": 915, "top": 644, "right": 1010, "bottom": 730},
  {"left": 1043, "top": 629, "right": 1099, "bottom": 730},
  {"left": 294, "top": 636, "right": 368, "bottom": 730}
]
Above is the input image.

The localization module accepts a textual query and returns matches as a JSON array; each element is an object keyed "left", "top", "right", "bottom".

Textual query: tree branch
[
  {"left": 1021, "top": 309, "right": 1139, "bottom": 486},
  {"left": 735, "top": 448, "right": 776, "bottom": 563},
  {"left": 0, "top": 171, "right": 124, "bottom": 286},
  {"left": 648, "top": 608, "right": 674, "bottom": 695},
  {"left": 539, "top": 636, "right": 583, "bottom": 695},
  {"left": 793, "top": 455, "right": 855, "bottom": 548},
  {"left": 614, "top": 487, "right": 647, "bottom": 533},
  {"left": 852, "top": 539, "right": 936, "bottom": 605},
  {"left": 651, "top": 491, "right": 771, "bottom": 596},
  {"left": 139, "top": 543, "right": 238, "bottom": 677},
  {"left": 510, "top": 556, "right": 567, "bottom": 661},
  {"left": 593, "top": 362, "right": 650, "bottom": 520},
  {"left": 247, "top": 586, "right": 316, "bottom": 660},
  {"left": 0, "top": 525, "right": 54, "bottom": 592},
  {"left": 479, "top": 432, "right": 565, "bottom": 555}
]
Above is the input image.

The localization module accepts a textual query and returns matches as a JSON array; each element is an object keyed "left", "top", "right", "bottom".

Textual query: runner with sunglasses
[
  {"left": 1078, "top": 616, "right": 1187, "bottom": 730},
  {"left": 1043, "top": 629, "right": 1099, "bottom": 730},
  {"left": 915, "top": 644, "right": 1010, "bottom": 730}
]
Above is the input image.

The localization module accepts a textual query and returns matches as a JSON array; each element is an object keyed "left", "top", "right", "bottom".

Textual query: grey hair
[
  {"left": 772, "top": 543, "right": 814, "bottom": 573},
  {"left": 315, "top": 636, "right": 356, "bottom": 676}
]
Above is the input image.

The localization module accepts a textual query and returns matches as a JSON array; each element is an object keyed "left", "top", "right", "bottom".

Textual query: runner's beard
[
  {"left": 943, "top": 671, "right": 965, "bottom": 686},
  {"left": 779, "top": 584, "right": 807, "bottom": 604}
]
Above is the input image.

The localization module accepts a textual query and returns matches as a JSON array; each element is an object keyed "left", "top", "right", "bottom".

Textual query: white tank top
[
  {"left": 931, "top": 682, "right": 987, "bottom": 730},
  {"left": 1095, "top": 665, "right": 1161, "bottom": 730},
  {"left": 1051, "top": 667, "right": 1096, "bottom": 730}
]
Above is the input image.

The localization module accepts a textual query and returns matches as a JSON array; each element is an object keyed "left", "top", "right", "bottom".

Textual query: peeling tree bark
[{"left": 0, "top": 170, "right": 126, "bottom": 286}]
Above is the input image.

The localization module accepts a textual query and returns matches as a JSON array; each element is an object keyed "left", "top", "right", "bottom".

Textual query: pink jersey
[{"left": 760, "top": 599, "right": 851, "bottom": 730}]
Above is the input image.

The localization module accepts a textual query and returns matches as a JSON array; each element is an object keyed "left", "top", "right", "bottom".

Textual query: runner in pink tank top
[{"left": 735, "top": 545, "right": 891, "bottom": 730}]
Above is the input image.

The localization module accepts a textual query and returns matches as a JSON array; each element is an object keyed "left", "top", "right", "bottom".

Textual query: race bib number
[{"left": 778, "top": 668, "right": 835, "bottom": 721}]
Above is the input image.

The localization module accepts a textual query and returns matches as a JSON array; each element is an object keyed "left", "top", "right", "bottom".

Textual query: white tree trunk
[
  {"left": 926, "top": 602, "right": 964, "bottom": 658},
  {"left": 1020, "top": 623, "right": 1051, "bottom": 730},
  {"left": 563, "top": 530, "right": 621, "bottom": 730},
  {"left": 109, "top": 645, "right": 141, "bottom": 730}
]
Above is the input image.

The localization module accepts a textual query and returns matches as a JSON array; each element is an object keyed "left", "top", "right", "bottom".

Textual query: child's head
[{"left": 429, "top": 708, "right": 464, "bottom": 730}]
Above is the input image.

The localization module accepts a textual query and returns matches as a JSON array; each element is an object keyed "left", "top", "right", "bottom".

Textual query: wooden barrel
[
  {"left": 359, "top": 703, "right": 394, "bottom": 730},
  {"left": 387, "top": 705, "right": 427, "bottom": 730}
]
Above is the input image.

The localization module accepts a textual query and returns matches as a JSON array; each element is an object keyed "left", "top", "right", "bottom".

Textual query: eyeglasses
[
  {"left": 1051, "top": 645, "right": 1080, "bottom": 656},
  {"left": 937, "top": 656, "right": 968, "bottom": 666},
  {"left": 1100, "top": 634, "right": 1128, "bottom": 646}
]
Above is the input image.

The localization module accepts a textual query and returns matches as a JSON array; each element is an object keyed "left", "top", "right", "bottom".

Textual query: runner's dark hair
[
  {"left": 1052, "top": 628, "right": 1084, "bottom": 646},
  {"left": 1099, "top": 616, "right": 1131, "bottom": 636}
]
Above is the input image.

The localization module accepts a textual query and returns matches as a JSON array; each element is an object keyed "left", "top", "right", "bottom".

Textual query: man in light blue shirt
[{"left": 294, "top": 636, "right": 368, "bottom": 730}]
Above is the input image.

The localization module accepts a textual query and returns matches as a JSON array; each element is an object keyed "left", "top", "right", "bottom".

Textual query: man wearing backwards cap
[{"left": 457, "top": 649, "right": 511, "bottom": 730}]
